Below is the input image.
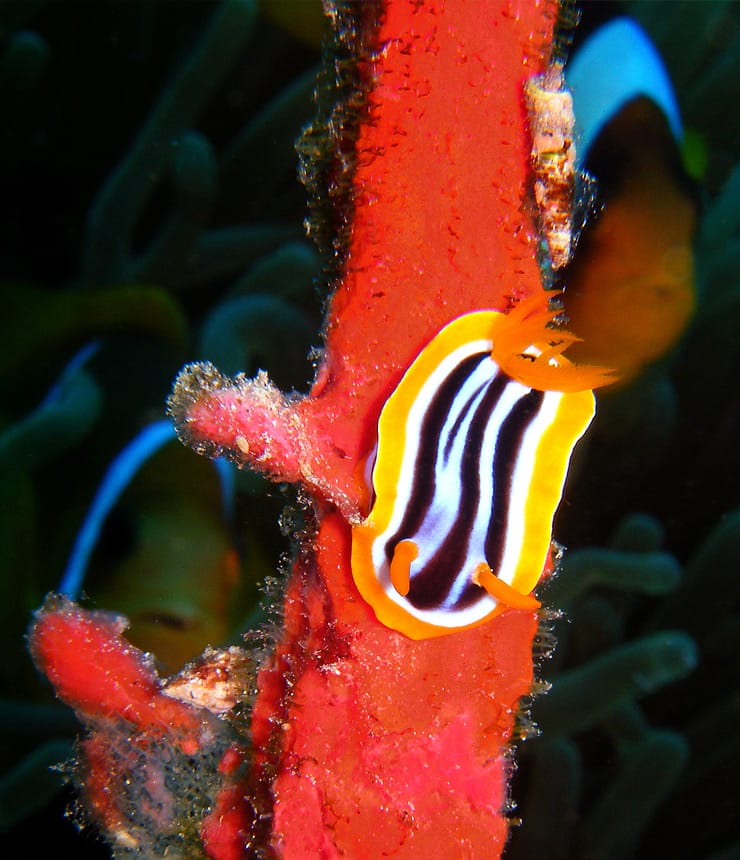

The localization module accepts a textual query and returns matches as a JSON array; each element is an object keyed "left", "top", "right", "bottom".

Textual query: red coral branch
[
  {"left": 171, "top": 0, "right": 557, "bottom": 519},
  {"left": 32, "top": 1, "right": 559, "bottom": 857},
  {"left": 251, "top": 511, "right": 539, "bottom": 856},
  {"left": 29, "top": 595, "right": 212, "bottom": 751},
  {"left": 29, "top": 596, "right": 260, "bottom": 857},
  {"left": 238, "top": 3, "right": 558, "bottom": 849}
]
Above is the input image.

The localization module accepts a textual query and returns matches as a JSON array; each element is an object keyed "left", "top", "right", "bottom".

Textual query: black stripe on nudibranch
[
  {"left": 485, "top": 388, "right": 544, "bottom": 573},
  {"left": 383, "top": 352, "right": 488, "bottom": 568}
]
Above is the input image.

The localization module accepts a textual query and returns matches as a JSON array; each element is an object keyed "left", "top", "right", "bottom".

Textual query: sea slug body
[{"left": 352, "top": 304, "right": 605, "bottom": 639}]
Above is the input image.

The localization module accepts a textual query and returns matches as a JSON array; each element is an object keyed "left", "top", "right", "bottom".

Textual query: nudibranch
[{"left": 352, "top": 296, "right": 613, "bottom": 638}]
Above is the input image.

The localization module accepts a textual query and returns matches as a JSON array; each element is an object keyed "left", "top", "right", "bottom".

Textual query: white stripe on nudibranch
[
  {"left": 351, "top": 309, "right": 597, "bottom": 639},
  {"left": 497, "top": 390, "right": 563, "bottom": 587},
  {"left": 440, "top": 378, "right": 525, "bottom": 608}
]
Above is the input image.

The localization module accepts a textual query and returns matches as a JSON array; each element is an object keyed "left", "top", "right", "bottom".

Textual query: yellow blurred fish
[
  {"left": 60, "top": 422, "right": 256, "bottom": 673},
  {"left": 563, "top": 18, "right": 697, "bottom": 385}
]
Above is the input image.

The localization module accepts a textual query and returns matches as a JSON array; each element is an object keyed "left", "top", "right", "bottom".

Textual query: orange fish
[{"left": 563, "top": 18, "right": 697, "bottom": 385}]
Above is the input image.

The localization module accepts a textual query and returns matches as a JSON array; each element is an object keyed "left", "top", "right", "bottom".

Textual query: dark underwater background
[{"left": 1, "top": 1, "right": 737, "bottom": 858}]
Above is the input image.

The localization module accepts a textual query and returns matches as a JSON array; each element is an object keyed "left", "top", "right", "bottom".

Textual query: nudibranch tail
[
  {"left": 472, "top": 563, "right": 541, "bottom": 612},
  {"left": 351, "top": 308, "right": 597, "bottom": 640}
]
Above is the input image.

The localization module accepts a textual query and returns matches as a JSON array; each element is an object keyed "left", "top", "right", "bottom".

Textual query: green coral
[
  {"left": 0, "top": 1, "right": 321, "bottom": 844},
  {"left": 508, "top": 4, "right": 740, "bottom": 857}
]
